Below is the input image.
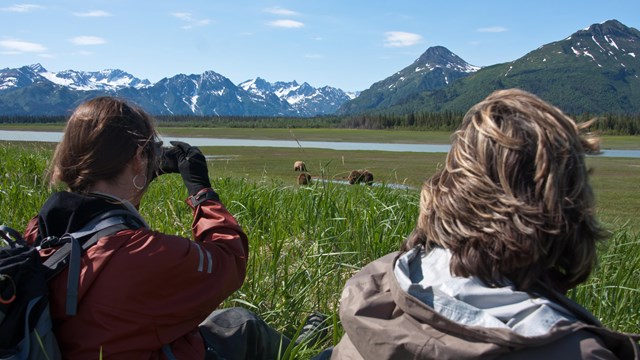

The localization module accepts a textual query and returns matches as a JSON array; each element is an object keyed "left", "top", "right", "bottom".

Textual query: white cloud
[
  {"left": 264, "top": 7, "right": 299, "bottom": 16},
  {"left": 477, "top": 26, "right": 508, "bottom": 33},
  {"left": 0, "top": 39, "right": 47, "bottom": 52},
  {"left": 171, "top": 12, "right": 211, "bottom": 29},
  {"left": 383, "top": 31, "right": 422, "bottom": 47},
  {"left": 69, "top": 36, "right": 106, "bottom": 46},
  {"left": 268, "top": 19, "right": 304, "bottom": 28},
  {"left": 73, "top": 10, "right": 111, "bottom": 17},
  {"left": 0, "top": 4, "right": 43, "bottom": 12}
]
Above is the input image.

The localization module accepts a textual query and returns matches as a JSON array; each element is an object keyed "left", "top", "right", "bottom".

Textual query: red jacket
[{"left": 24, "top": 190, "right": 249, "bottom": 359}]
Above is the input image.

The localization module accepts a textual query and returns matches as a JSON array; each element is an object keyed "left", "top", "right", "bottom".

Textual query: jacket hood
[
  {"left": 37, "top": 191, "right": 146, "bottom": 240},
  {"left": 393, "top": 247, "right": 576, "bottom": 337}
]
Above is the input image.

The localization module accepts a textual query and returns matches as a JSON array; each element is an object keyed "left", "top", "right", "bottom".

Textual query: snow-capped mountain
[
  {"left": 338, "top": 46, "right": 480, "bottom": 114},
  {"left": 495, "top": 19, "right": 639, "bottom": 80},
  {"left": 40, "top": 68, "right": 151, "bottom": 91},
  {"left": 0, "top": 64, "right": 355, "bottom": 116},
  {"left": 135, "top": 71, "right": 295, "bottom": 116},
  {"left": 239, "top": 78, "right": 353, "bottom": 116},
  {"left": 0, "top": 64, "right": 151, "bottom": 92},
  {"left": 560, "top": 19, "right": 638, "bottom": 69},
  {"left": 236, "top": 77, "right": 292, "bottom": 114},
  {"left": 0, "top": 64, "right": 49, "bottom": 91}
]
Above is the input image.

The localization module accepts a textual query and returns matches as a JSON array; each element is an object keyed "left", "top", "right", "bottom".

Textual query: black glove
[
  {"left": 156, "top": 146, "right": 180, "bottom": 175},
  {"left": 168, "top": 141, "right": 212, "bottom": 195}
]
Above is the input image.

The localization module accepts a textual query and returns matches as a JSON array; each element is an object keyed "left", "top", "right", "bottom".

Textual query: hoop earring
[{"left": 132, "top": 174, "right": 147, "bottom": 191}]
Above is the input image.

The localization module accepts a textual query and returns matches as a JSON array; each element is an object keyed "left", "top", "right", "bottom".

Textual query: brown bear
[
  {"left": 298, "top": 172, "right": 312, "bottom": 185},
  {"left": 294, "top": 161, "right": 307, "bottom": 172},
  {"left": 348, "top": 169, "right": 374, "bottom": 185}
]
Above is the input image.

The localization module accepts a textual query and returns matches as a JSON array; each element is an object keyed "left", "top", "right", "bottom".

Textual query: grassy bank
[{"left": 1, "top": 141, "right": 639, "bottom": 358}]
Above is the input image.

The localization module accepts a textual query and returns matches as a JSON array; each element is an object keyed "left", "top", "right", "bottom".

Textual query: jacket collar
[
  {"left": 393, "top": 246, "right": 577, "bottom": 337},
  {"left": 37, "top": 191, "right": 147, "bottom": 239}
]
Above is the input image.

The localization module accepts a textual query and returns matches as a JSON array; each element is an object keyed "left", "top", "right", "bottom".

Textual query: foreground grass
[{"left": 1, "top": 142, "right": 639, "bottom": 358}]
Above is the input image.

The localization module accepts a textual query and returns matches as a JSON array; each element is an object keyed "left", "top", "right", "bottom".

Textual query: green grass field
[{"left": 1, "top": 136, "right": 639, "bottom": 358}]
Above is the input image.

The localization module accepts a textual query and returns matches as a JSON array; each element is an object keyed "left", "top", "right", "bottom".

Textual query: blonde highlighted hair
[{"left": 403, "top": 89, "right": 606, "bottom": 292}]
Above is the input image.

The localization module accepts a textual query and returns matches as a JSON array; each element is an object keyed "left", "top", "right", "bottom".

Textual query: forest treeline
[{"left": 1, "top": 112, "right": 638, "bottom": 135}]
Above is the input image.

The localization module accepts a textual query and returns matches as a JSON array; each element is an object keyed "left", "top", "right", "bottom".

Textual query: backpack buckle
[{"left": 40, "top": 235, "right": 68, "bottom": 249}]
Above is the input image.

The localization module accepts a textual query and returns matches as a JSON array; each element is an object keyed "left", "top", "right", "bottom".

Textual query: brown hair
[
  {"left": 50, "top": 97, "right": 159, "bottom": 193},
  {"left": 403, "top": 89, "right": 606, "bottom": 292}
]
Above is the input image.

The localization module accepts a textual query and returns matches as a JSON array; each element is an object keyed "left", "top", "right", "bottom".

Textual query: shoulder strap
[
  {"left": 42, "top": 210, "right": 142, "bottom": 316},
  {"left": 41, "top": 210, "right": 142, "bottom": 277}
]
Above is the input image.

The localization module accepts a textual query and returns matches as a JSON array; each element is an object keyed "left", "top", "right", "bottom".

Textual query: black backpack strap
[
  {"left": 42, "top": 211, "right": 142, "bottom": 316},
  {"left": 72, "top": 208, "right": 147, "bottom": 237},
  {"left": 41, "top": 212, "right": 140, "bottom": 278},
  {"left": 65, "top": 223, "right": 130, "bottom": 316}
]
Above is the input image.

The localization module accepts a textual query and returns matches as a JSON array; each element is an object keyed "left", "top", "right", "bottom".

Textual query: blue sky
[{"left": 1, "top": 1, "right": 639, "bottom": 92}]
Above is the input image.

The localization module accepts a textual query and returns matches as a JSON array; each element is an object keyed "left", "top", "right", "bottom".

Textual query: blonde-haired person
[
  {"left": 325, "top": 89, "right": 639, "bottom": 359},
  {"left": 22, "top": 97, "right": 305, "bottom": 359}
]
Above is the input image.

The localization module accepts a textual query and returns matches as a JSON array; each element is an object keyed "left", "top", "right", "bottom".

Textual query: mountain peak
[
  {"left": 579, "top": 19, "right": 640, "bottom": 38},
  {"left": 28, "top": 63, "right": 47, "bottom": 73},
  {"left": 252, "top": 77, "right": 271, "bottom": 87},
  {"left": 338, "top": 46, "right": 479, "bottom": 115},
  {"left": 413, "top": 46, "right": 480, "bottom": 73},
  {"left": 201, "top": 70, "right": 225, "bottom": 80},
  {"left": 556, "top": 18, "right": 640, "bottom": 68},
  {"left": 416, "top": 46, "right": 456, "bottom": 62}
]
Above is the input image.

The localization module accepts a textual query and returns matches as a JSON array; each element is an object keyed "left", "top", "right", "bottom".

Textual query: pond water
[{"left": 1, "top": 130, "right": 639, "bottom": 157}]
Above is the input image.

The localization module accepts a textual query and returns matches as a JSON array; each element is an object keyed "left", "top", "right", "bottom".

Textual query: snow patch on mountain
[
  {"left": 239, "top": 78, "right": 354, "bottom": 116},
  {"left": 35, "top": 66, "right": 151, "bottom": 91}
]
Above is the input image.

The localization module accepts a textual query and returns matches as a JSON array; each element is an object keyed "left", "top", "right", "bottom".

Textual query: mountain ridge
[
  {"left": 1, "top": 19, "right": 639, "bottom": 116},
  {"left": 0, "top": 64, "right": 353, "bottom": 116},
  {"left": 339, "top": 19, "right": 640, "bottom": 115}
]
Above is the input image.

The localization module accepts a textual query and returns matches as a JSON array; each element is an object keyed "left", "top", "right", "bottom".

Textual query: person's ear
[{"left": 131, "top": 146, "right": 147, "bottom": 173}]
